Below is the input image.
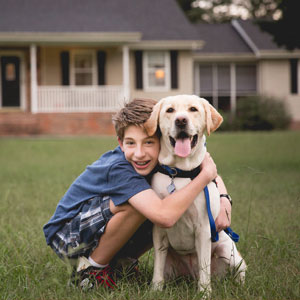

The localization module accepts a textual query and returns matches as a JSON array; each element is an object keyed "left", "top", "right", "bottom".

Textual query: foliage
[
  {"left": 176, "top": 0, "right": 281, "bottom": 23},
  {"left": 219, "top": 95, "right": 291, "bottom": 131},
  {"left": 0, "top": 134, "right": 299, "bottom": 299},
  {"left": 258, "top": 0, "right": 300, "bottom": 50}
]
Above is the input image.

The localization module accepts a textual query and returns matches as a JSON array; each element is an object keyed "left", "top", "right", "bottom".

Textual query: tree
[
  {"left": 258, "top": 0, "right": 300, "bottom": 50},
  {"left": 176, "top": 0, "right": 300, "bottom": 49},
  {"left": 176, "top": 0, "right": 281, "bottom": 23}
]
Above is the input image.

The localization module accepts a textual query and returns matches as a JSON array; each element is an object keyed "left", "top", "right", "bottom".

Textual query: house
[
  {"left": 0, "top": 0, "right": 299, "bottom": 135},
  {"left": 193, "top": 19, "right": 300, "bottom": 129}
]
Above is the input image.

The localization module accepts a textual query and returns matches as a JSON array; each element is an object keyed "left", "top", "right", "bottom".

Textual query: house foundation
[{"left": 0, "top": 112, "right": 116, "bottom": 136}]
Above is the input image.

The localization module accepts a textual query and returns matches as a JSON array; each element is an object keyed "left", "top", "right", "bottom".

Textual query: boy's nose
[{"left": 134, "top": 145, "right": 145, "bottom": 158}]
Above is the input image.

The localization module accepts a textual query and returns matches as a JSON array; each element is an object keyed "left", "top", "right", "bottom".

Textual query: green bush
[{"left": 219, "top": 95, "right": 291, "bottom": 131}]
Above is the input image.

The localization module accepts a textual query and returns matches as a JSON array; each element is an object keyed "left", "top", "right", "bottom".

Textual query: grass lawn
[{"left": 0, "top": 131, "right": 299, "bottom": 300}]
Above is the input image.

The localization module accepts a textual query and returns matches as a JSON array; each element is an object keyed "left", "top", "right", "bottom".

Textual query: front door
[{"left": 1, "top": 56, "right": 20, "bottom": 107}]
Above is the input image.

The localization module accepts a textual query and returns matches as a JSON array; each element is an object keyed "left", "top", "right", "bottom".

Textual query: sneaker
[
  {"left": 71, "top": 256, "right": 117, "bottom": 290},
  {"left": 112, "top": 257, "right": 140, "bottom": 279}
]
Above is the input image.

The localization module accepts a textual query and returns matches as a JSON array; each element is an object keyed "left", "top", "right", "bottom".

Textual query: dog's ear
[
  {"left": 144, "top": 100, "right": 163, "bottom": 136},
  {"left": 203, "top": 99, "right": 223, "bottom": 135}
]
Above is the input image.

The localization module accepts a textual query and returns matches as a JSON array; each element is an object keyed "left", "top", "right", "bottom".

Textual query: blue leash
[{"left": 204, "top": 185, "right": 239, "bottom": 243}]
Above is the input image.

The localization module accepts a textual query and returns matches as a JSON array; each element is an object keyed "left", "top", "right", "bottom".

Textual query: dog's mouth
[{"left": 169, "top": 132, "right": 198, "bottom": 158}]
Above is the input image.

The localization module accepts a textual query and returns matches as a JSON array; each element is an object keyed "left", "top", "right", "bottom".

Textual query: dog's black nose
[{"left": 175, "top": 117, "right": 188, "bottom": 129}]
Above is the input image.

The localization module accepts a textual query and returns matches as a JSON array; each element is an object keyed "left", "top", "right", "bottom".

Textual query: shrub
[{"left": 219, "top": 95, "right": 291, "bottom": 131}]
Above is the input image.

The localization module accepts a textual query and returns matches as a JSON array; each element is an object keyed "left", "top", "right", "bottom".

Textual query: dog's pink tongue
[{"left": 174, "top": 138, "right": 191, "bottom": 157}]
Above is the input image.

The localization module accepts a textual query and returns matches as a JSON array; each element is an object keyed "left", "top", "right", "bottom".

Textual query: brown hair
[{"left": 112, "top": 98, "right": 157, "bottom": 140}]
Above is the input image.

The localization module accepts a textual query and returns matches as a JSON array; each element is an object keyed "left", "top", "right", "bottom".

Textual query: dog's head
[{"left": 145, "top": 95, "right": 223, "bottom": 164}]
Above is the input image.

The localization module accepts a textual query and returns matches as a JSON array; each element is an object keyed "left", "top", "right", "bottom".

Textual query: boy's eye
[{"left": 125, "top": 140, "right": 135, "bottom": 145}]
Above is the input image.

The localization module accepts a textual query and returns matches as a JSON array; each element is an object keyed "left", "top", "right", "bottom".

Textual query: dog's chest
[{"left": 152, "top": 172, "right": 216, "bottom": 254}]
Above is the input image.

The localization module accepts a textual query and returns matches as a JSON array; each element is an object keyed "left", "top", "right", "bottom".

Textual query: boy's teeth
[{"left": 136, "top": 162, "right": 147, "bottom": 166}]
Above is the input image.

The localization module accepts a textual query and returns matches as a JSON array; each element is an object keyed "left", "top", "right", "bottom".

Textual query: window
[
  {"left": 236, "top": 64, "right": 257, "bottom": 94},
  {"left": 71, "top": 51, "right": 96, "bottom": 86},
  {"left": 196, "top": 62, "right": 257, "bottom": 111},
  {"left": 143, "top": 51, "right": 170, "bottom": 91}
]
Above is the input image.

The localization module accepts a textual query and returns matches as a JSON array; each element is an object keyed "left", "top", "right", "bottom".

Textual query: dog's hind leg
[
  {"left": 212, "top": 232, "right": 247, "bottom": 283},
  {"left": 152, "top": 225, "right": 169, "bottom": 291}
]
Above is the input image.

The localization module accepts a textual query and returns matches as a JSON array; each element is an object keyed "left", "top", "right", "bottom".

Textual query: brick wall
[{"left": 0, "top": 112, "right": 116, "bottom": 136}]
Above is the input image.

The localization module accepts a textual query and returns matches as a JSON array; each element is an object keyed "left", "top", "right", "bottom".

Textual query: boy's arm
[
  {"left": 215, "top": 175, "right": 232, "bottom": 231},
  {"left": 128, "top": 152, "right": 217, "bottom": 228}
]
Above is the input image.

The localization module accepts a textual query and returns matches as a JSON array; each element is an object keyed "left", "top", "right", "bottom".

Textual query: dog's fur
[{"left": 144, "top": 95, "right": 246, "bottom": 295}]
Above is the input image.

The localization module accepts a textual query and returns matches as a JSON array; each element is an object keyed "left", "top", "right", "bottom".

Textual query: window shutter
[
  {"left": 97, "top": 51, "right": 106, "bottom": 85},
  {"left": 290, "top": 59, "right": 298, "bottom": 94},
  {"left": 170, "top": 50, "right": 178, "bottom": 89},
  {"left": 134, "top": 51, "right": 143, "bottom": 89},
  {"left": 60, "top": 51, "right": 70, "bottom": 86}
]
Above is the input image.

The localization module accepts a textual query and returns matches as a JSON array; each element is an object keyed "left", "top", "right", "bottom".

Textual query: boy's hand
[
  {"left": 200, "top": 152, "right": 217, "bottom": 183},
  {"left": 215, "top": 196, "right": 232, "bottom": 231}
]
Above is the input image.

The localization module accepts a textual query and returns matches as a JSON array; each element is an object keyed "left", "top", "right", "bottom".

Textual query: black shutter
[
  {"left": 170, "top": 50, "right": 178, "bottom": 89},
  {"left": 134, "top": 51, "right": 143, "bottom": 89},
  {"left": 290, "top": 58, "right": 298, "bottom": 94},
  {"left": 97, "top": 51, "right": 106, "bottom": 85},
  {"left": 60, "top": 51, "right": 70, "bottom": 86}
]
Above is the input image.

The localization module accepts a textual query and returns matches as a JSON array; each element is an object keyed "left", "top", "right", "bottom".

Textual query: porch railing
[{"left": 36, "top": 86, "right": 125, "bottom": 113}]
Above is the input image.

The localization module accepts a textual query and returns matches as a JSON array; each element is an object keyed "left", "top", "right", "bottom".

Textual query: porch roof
[{"left": 0, "top": 0, "right": 201, "bottom": 44}]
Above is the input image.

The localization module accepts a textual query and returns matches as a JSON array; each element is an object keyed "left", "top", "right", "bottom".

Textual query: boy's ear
[
  {"left": 202, "top": 99, "right": 223, "bottom": 136},
  {"left": 144, "top": 100, "right": 163, "bottom": 136},
  {"left": 117, "top": 137, "right": 124, "bottom": 151}
]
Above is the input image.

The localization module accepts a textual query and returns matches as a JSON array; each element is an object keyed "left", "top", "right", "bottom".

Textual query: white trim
[
  {"left": 130, "top": 40, "right": 203, "bottom": 50},
  {"left": 70, "top": 50, "right": 97, "bottom": 86},
  {"left": 0, "top": 32, "right": 142, "bottom": 44},
  {"left": 230, "top": 63, "right": 236, "bottom": 113},
  {"left": 30, "top": 44, "right": 38, "bottom": 113},
  {"left": 0, "top": 51, "right": 26, "bottom": 111},
  {"left": 143, "top": 51, "right": 170, "bottom": 92},
  {"left": 212, "top": 64, "right": 218, "bottom": 109},
  {"left": 231, "top": 20, "right": 261, "bottom": 58},
  {"left": 122, "top": 45, "right": 130, "bottom": 101}
]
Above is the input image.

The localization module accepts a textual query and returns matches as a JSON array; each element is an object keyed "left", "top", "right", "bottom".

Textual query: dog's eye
[
  {"left": 166, "top": 107, "right": 174, "bottom": 113},
  {"left": 189, "top": 107, "right": 198, "bottom": 112}
]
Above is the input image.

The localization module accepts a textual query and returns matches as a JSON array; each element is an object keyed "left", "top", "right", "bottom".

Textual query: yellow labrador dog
[{"left": 145, "top": 95, "right": 246, "bottom": 295}]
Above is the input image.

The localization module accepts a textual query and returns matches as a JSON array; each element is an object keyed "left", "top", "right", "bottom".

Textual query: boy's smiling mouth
[{"left": 133, "top": 160, "right": 151, "bottom": 169}]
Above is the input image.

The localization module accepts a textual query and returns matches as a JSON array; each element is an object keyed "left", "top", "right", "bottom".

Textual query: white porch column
[
  {"left": 230, "top": 63, "right": 236, "bottom": 114},
  {"left": 122, "top": 45, "right": 130, "bottom": 101},
  {"left": 30, "top": 44, "right": 38, "bottom": 113}
]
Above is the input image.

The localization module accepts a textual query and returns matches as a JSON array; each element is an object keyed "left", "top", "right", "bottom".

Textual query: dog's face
[{"left": 145, "top": 95, "right": 223, "bottom": 161}]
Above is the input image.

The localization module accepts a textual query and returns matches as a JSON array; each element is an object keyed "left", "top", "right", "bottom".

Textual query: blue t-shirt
[{"left": 43, "top": 146, "right": 152, "bottom": 245}]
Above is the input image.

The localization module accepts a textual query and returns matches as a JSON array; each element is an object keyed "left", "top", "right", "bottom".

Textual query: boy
[{"left": 43, "top": 98, "right": 231, "bottom": 289}]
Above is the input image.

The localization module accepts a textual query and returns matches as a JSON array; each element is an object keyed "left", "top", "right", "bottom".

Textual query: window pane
[
  {"left": 200, "top": 65, "right": 213, "bottom": 93},
  {"left": 148, "top": 52, "right": 165, "bottom": 68},
  {"left": 75, "top": 54, "right": 92, "bottom": 69},
  {"left": 75, "top": 73, "right": 92, "bottom": 85},
  {"left": 218, "top": 65, "right": 230, "bottom": 95},
  {"left": 236, "top": 64, "right": 256, "bottom": 94},
  {"left": 148, "top": 69, "right": 165, "bottom": 87}
]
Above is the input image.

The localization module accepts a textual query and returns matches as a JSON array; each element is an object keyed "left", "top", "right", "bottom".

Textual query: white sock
[{"left": 88, "top": 256, "right": 108, "bottom": 269}]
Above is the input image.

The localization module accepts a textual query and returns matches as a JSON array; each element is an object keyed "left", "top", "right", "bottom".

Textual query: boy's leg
[{"left": 90, "top": 200, "right": 146, "bottom": 265}]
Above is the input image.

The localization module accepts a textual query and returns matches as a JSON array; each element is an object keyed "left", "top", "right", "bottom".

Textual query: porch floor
[{"left": 0, "top": 111, "right": 116, "bottom": 136}]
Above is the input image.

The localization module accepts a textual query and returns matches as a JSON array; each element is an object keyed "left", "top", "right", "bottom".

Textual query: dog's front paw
[
  {"left": 198, "top": 283, "right": 212, "bottom": 299},
  {"left": 151, "top": 280, "right": 164, "bottom": 291}
]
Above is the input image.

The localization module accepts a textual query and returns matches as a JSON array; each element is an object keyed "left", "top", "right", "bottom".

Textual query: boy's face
[{"left": 118, "top": 125, "right": 160, "bottom": 176}]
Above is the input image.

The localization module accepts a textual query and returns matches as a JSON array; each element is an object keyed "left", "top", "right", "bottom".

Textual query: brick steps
[{"left": 0, "top": 112, "right": 115, "bottom": 136}]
